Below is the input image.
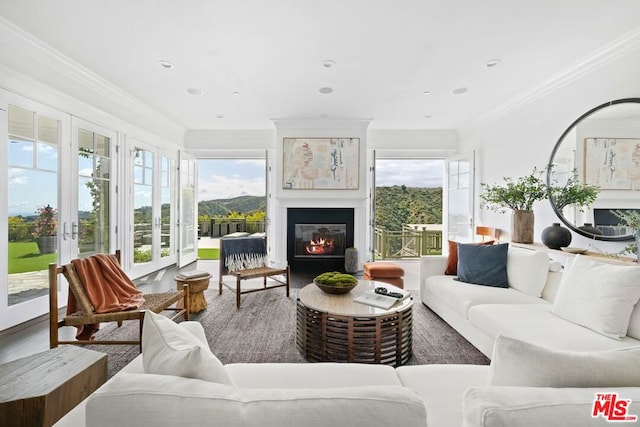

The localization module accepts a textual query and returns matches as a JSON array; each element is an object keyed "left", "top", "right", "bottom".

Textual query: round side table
[{"left": 174, "top": 273, "right": 211, "bottom": 314}]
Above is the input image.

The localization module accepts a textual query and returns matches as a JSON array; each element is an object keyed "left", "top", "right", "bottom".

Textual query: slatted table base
[{"left": 296, "top": 300, "right": 413, "bottom": 366}]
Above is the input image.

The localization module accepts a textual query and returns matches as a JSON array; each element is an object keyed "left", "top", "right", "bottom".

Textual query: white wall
[{"left": 458, "top": 49, "right": 640, "bottom": 254}]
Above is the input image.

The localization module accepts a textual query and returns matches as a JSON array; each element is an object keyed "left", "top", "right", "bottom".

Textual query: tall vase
[
  {"left": 344, "top": 247, "right": 358, "bottom": 273},
  {"left": 511, "top": 210, "right": 534, "bottom": 244}
]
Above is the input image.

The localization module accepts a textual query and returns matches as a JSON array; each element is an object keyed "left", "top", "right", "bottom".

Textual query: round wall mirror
[{"left": 547, "top": 98, "right": 640, "bottom": 241}]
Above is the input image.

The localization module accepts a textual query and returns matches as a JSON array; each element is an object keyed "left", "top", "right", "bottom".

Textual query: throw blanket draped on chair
[
  {"left": 68, "top": 254, "right": 145, "bottom": 340},
  {"left": 222, "top": 237, "right": 268, "bottom": 272}
]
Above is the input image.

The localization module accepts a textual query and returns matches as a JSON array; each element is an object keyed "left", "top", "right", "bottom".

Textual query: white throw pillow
[
  {"left": 490, "top": 335, "right": 640, "bottom": 387},
  {"left": 506, "top": 247, "right": 550, "bottom": 297},
  {"left": 142, "top": 310, "right": 236, "bottom": 386},
  {"left": 551, "top": 254, "right": 640, "bottom": 339}
]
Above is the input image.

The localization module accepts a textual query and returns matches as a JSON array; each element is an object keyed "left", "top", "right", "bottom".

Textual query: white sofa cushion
[
  {"left": 629, "top": 304, "right": 640, "bottom": 340},
  {"left": 552, "top": 255, "right": 640, "bottom": 339},
  {"left": 490, "top": 335, "right": 640, "bottom": 387},
  {"left": 396, "top": 364, "right": 489, "bottom": 427},
  {"left": 506, "top": 247, "right": 550, "bottom": 297},
  {"left": 142, "top": 310, "right": 235, "bottom": 386},
  {"left": 468, "top": 303, "right": 640, "bottom": 352},
  {"left": 226, "top": 362, "right": 402, "bottom": 388},
  {"left": 462, "top": 386, "right": 640, "bottom": 427},
  {"left": 425, "top": 275, "right": 545, "bottom": 319},
  {"left": 85, "top": 373, "right": 428, "bottom": 427}
]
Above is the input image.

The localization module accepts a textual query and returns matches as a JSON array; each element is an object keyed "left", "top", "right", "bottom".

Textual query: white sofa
[
  {"left": 420, "top": 246, "right": 640, "bottom": 357},
  {"left": 55, "top": 250, "right": 640, "bottom": 427}
]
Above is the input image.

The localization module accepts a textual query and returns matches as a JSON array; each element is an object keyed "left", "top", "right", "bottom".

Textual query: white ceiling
[{"left": 1, "top": 0, "right": 640, "bottom": 131}]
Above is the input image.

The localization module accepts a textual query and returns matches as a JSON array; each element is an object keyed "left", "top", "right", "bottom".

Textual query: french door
[
  {"left": 445, "top": 152, "right": 475, "bottom": 243},
  {"left": 1, "top": 94, "right": 118, "bottom": 330},
  {"left": 178, "top": 151, "right": 197, "bottom": 268},
  {"left": 128, "top": 139, "right": 179, "bottom": 277}
]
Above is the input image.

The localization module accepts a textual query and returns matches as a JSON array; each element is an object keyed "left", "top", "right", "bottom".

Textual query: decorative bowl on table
[{"left": 313, "top": 271, "right": 358, "bottom": 294}]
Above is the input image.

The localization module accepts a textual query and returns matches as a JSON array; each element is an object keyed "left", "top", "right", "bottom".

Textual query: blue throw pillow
[{"left": 456, "top": 242, "right": 508, "bottom": 287}]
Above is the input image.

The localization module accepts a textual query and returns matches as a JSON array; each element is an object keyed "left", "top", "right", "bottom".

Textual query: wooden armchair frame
[
  {"left": 218, "top": 237, "right": 290, "bottom": 308},
  {"left": 49, "top": 250, "right": 189, "bottom": 351}
]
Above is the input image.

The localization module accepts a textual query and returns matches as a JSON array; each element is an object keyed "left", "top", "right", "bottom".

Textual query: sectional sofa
[
  {"left": 420, "top": 245, "right": 640, "bottom": 357},
  {"left": 55, "top": 246, "right": 640, "bottom": 426}
]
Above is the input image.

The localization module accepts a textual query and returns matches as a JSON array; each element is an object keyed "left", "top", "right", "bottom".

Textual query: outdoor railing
[
  {"left": 199, "top": 219, "right": 265, "bottom": 237},
  {"left": 374, "top": 226, "right": 442, "bottom": 259}
]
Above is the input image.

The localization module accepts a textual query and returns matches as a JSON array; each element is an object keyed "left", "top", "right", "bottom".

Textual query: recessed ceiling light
[
  {"left": 424, "top": 115, "right": 433, "bottom": 119},
  {"left": 485, "top": 59, "right": 501, "bottom": 68},
  {"left": 452, "top": 87, "right": 468, "bottom": 95},
  {"left": 216, "top": 114, "right": 224, "bottom": 119},
  {"left": 423, "top": 91, "right": 431, "bottom": 96},
  {"left": 187, "top": 88, "right": 204, "bottom": 96},
  {"left": 158, "top": 60, "right": 174, "bottom": 69},
  {"left": 322, "top": 59, "right": 336, "bottom": 68},
  {"left": 319, "top": 87, "right": 333, "bottom": 94},
  {"left": 233, "top": 91, "right": 240, "bottom": 96}
]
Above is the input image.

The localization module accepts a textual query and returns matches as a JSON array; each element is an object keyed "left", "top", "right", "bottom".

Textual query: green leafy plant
[
  {"left": 547, "top": 168, "right": 599, "bottom": 211},
  {"left": 611, "top": 209, "right": 640, "bottom": 258},
  {"left": 480, "top": 167, "right": 547, "bottom": 212},
  {"left": 611, "top": 209, "right": 640, "bottom": 230},
  {"left": 313, "top": 271, "right": 357, "bottom": 287}
]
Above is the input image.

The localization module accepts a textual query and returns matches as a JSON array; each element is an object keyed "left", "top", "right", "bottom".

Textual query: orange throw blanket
[{"left": 67, "top": 254, "right": 145, "bottom": 340}]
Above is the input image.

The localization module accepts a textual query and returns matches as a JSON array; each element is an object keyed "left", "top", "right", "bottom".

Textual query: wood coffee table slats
[{"left": 296, "top": 281, "right": 413, "bottom": 367}]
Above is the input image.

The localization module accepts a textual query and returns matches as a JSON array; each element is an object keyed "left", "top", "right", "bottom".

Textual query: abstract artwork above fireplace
[{"left": 282, "top": 138, "right": 359, "bottom": 190}]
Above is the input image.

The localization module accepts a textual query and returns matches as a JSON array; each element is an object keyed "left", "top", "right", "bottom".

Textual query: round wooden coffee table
[{"left": 296, "top": 280, "right": 413, "bottom": 366}]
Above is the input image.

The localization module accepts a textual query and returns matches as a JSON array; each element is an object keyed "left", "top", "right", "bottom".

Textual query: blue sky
[{"left": 197, "top": 158, "right": 443, "bottom": 202}]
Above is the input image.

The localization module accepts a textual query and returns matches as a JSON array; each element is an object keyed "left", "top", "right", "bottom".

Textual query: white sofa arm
[
  {"left": 420, "top": 255, "right": 448, "bottom": 289},
  {"left": 86, "top": 373, "right": 428, "bottom": 427},
  {"left": 463, "top": 386, "right": 640, "bottom": 427}
]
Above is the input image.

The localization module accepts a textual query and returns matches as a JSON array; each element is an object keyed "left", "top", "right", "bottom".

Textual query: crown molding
[
  {"left": 462, "top": 25, "right": 640, "bottom": 131},
  {"left": 0, "top": 17, "right": 186, "bottom": 142}
]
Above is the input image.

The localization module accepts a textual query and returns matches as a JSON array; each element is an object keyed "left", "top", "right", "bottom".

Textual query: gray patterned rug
[{"left": 88, "top": 288, "right": 489, "bottom": 378}]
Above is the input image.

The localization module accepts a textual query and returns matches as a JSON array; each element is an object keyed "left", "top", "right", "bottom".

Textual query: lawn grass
[
  {"left": 198, "top": 248, "right": 219, "bottom": 260},
  {"left": 8, "top": 241, "right": 57, "bottom": 273}
]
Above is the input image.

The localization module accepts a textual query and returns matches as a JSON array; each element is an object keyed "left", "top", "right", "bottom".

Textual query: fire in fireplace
[
  {"left": 295, "top": 224, "right": 346, "bottom": 258},
  {"left": 287, "top": 208, "right": 354, "bottom": 271}
]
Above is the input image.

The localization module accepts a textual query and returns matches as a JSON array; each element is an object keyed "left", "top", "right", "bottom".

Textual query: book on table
[
  {"left": 176, "top": 270, "right": 210, "bottom": 280},
  {"left": 353, "top": 287, "right": 411, "bottom": 309}
]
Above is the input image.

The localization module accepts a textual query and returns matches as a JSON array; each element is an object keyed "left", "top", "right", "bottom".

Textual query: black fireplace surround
[{"left": 287, "top": 208, "right": 354, "bottom": 271}]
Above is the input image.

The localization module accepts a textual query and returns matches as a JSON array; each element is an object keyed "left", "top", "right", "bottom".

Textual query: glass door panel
[
  {"left": 7, "top": 105, "right": 59, "bottom": 307},
  {"left": 76, "top": 123, "right": 114, "bottom": 257},
  {"left": 2, "top": 98, "right": 70, "bottom": 331},
  {"left": 446, "top": 152, "right": 475, "bottom": 243},
  {"left": 133, "top": 146, "right": 155, "bottom": 267},
  {"left": 178, "top": 152, "right": 197, "bottom": 267},
  {"left": 160, "top": 155, "right": 175, "bottom": 259}
]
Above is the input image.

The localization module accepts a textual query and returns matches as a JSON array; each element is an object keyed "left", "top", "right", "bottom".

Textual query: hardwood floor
[{"left": 0, "top": 259, "right": 419, "bottom": 365}]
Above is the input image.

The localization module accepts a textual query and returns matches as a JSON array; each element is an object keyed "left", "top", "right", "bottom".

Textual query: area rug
[{"left": 87, "top": 288, "right": 489, "bottom": 378}]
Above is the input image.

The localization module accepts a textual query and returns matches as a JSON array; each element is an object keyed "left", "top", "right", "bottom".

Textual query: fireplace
[{"left": 287, "top": 208, "right": 354, "bottom": 271}]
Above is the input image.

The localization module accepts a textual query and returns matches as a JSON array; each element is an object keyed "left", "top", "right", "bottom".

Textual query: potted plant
[
  {"left": 32, "top": 204, "right": 58, "bottom": 254},
  {"left": 480, "top": 167, "right": 547, "bottom": 243},
  {"left": 611, "top": 209, "right": 640, "bottom": 263},
  {"left": 543, "top": 167, "right": 600, "bottom": 247}
]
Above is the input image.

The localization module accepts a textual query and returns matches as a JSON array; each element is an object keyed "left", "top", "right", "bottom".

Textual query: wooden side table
[
  {"left": 0, "top": 346, "right": 107, "bottom": 427},
  {"left": 175, "top": 273, "right": 212, "bottom": 313}
]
